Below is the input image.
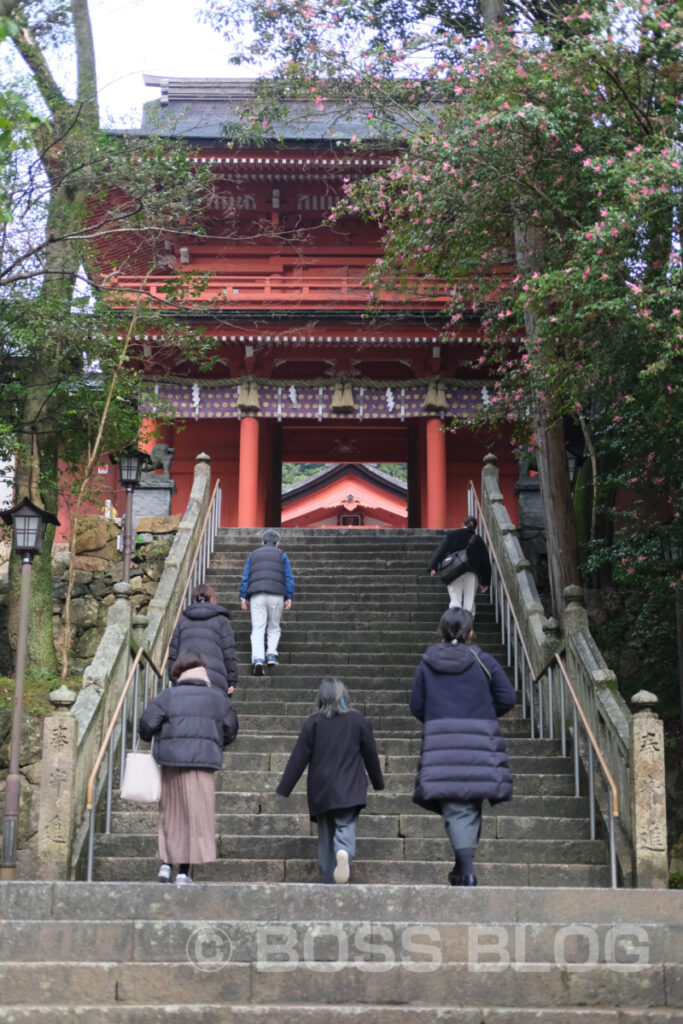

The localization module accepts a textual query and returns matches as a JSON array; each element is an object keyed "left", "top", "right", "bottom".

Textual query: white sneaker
[
  {"left": 175, "top": 872, "right": 192, "bottom": 885},
  {"left": 333, "top": 850, "right": 350, "bottom": 884},
  {"left": 157, "top": 863, "right": 172, "bottom": 883}
]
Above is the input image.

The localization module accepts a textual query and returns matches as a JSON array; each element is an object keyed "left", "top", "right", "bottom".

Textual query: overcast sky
[{"left": 90, "top": 0, "right": 241, "bottom": 127}]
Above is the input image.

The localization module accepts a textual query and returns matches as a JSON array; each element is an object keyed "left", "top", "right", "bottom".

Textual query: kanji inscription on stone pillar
[
  {"left": 37, "top": 688, "right": 78, "bottom": 880},
  {"left": 629, "top": 690, "right": 668, "bottom": 888}
]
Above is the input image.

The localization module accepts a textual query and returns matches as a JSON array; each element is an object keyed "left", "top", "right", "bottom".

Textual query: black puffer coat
[
  {"left": 168, "top": 602, "right": 237, "bottom": 692},
  {"left": 409, "top": 641, "right": 515, "bottom": 812},
  {"left": 139, "top": 669, "right": 238, "bottom": 770}
]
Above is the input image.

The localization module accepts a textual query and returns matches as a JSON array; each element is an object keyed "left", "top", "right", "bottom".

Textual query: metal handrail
[
  {"left": 83, "top": 480, "right": 222, "bottom": 881},
  {"left": 468, "top": 482, "right": 620, "bottom": 887}
]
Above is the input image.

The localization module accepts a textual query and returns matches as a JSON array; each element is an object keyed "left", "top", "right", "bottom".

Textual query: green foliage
[
  {"left": 0, "top": 674, "right": 68, "bottom": 716},
  {"left": 585, "top": 528, "right": 680, "bottom": 717},
  {"left": 670, "top": 872, "right": 683, "bottom": 889},
  {"left": 281, "top": 463, "right": 327, "bottom": 486},
  {"left": 203, "top": 0, "right": 682, "bottom": 712},
  {"left": 0, "top": 0, "right": 218, "bottom": 676},
  {"left": 280, "top": 462, "right": 408, "bottom": 487},
  {"left": 204, "top": 0, "right": 576, "bottom": 70},
  {"left": 376, "top": 463, "right": 407, "bottom": 482}
]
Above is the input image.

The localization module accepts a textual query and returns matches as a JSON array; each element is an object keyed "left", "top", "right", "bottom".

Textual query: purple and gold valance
[{"left": 148, "top": 382, "right": 489, "bottom": 421}]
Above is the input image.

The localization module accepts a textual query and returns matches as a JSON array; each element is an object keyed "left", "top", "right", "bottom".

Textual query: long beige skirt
[{"left": 158, "top": 766, "right": 216, "bottom": 865}]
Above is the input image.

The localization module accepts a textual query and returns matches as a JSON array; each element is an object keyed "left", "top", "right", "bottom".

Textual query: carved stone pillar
[
  {"left": 629, "top": 690, "right": 669, "bottom": 888},
  {"left": 37, "top": 685, "right": 78, "bottom": 880}
]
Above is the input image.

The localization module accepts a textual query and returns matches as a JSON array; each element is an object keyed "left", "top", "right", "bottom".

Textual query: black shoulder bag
[{"left": 439, "top": 538, "right": 473, "bottom": 584}]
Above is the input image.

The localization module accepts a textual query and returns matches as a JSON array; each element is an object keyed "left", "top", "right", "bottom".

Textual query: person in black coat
[
  {"left": 139, "top": 650, "right": 238, "bottom": 883},
  {"left": 168, "top": 584, "right": 238, "bottom": 693},
  {"left": 428, "top": 516, "right": 491, "bottom": 618},
  {"left": 410, "top": 607, "right": 516, "bottom": 887},
  {"left": 276, "top": 678, "right": 385, "bottom": 884}
]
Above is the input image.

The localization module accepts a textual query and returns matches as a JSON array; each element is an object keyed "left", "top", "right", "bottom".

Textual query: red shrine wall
[{"left": 159, "top": 418, "right": 519, "bottom": 529}]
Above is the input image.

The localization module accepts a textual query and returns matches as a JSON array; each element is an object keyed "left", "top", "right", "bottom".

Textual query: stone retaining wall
[{"left": 52, "top": 514, "right": 181, "bottom": 672}]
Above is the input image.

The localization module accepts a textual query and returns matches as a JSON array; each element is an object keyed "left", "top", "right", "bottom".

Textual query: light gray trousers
[{"left": 249, "top": 592, "right": 284, "bottom": 661}]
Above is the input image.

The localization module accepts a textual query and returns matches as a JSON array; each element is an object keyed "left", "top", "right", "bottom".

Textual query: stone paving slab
[
  {"left": 5, "top": 882, "right": 681, "bottom": 925},
  {"left": 3, "top": 1007, "right": 681, "bottom": 1024}
]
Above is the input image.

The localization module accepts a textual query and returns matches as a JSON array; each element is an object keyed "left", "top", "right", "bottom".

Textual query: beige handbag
[{"left": 120, "top": 747, "right": 162, "bottom": 804}]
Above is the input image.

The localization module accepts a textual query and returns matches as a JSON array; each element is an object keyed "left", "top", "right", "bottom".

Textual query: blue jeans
[{"left": 316, "top": 808, "right": 359, "bottom": 884}]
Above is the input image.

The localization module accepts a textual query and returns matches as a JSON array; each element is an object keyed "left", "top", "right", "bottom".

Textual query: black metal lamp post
[
  {"left": 110, "top": 448, "right": 148, "bottom": 583},
  {"left": 0, "top": 498, "right": 59, "bottom": 880}
]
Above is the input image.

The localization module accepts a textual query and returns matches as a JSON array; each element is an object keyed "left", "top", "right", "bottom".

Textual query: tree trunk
[
  {"left": 534, "top": 414, "right": 581, "bottom": 619},
  {"left": 480, "top": 0, "right": 505, "bottom": 24},
  {"left": 514, "top": 224, "right": 581, "bottom": 621},
  {"left": 676, "top": 589, "right": 683, "bottom": 733},
  {"left": 6, "top": 0, "right": 101, "bottom": 676}
]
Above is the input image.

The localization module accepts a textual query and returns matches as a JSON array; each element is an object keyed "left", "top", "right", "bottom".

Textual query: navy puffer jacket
[
  {"left": 168, "top": 602, "right": 237, "bottom": 692},
  {"left": 139, "top": 669, "right": 238, "bottom": 770},
  {"left": 243, "top": 543, "right": 288, "bottom": 598},
  {"left": 409, "top": 641, "right": 516, "bottom": 811}
]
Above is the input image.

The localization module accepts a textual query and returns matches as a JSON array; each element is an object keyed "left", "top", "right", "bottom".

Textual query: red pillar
[
  {"left": 425, "top": 417, "right": 447, "bottom": 528},
  {"left": 237, "top": 416, "right": 260, "bottom": 527}
]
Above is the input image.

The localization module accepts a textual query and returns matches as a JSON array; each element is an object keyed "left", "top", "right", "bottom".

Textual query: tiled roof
[
  {"left": 282, "top": 463, "right": 407, "bottom": 500},
  {"left": 139, "top": 76, "right": 407, "bottom": 142}
]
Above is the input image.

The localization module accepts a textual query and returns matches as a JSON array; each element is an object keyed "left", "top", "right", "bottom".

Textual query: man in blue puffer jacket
[
  {"left": 410, "top": 607, "right": 516, "bottom": 887},
  {"left": 240, "top": 528, "right": 295, "bottom": 675}
]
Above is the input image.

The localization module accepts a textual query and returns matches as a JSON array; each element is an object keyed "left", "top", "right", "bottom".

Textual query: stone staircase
[
  {"left": 93, "top": 527, "right": 611, "bottom": 886},
  {"left": 2, "top": 529, "right": 681, "bottom": 1020},
  {"left": 0, "top": 881, "right": 681, "bottom": 1020}
]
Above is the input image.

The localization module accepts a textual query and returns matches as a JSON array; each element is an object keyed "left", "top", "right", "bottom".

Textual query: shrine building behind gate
[{"left": 106, "top": 78, "right": 520, "bottom": 529}]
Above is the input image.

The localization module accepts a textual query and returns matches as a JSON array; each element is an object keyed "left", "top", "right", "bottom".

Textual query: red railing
[{"left": 106, "top": 272, "right": 457, "bottom": 310}]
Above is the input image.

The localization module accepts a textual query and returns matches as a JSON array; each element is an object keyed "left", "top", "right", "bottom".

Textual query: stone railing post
[
  {"left": 191, "top": 451, "right": 211, "bottom": 499},
  {"left": 36, "top": 685, "right": 78, "bottom": 880},
  {"left": 481, "top": 452, "right": 502, "bottom": 502},
  {"left": 629, "top": 690, "right": 669, "bottom": 888}
]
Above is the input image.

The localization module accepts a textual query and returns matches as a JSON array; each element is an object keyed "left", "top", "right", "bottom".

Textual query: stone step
[
  {"left": 222, "top": 715, "right": 528, "bottom": 735},
  {"left": 213, "top": 535, "right": 444, "bottom": 542},
  {"left": 211, "top": 579, "right": 459, "bottom": 590},
  {"left": 207, "top": 770, "right": 577, "bottom": 795},
  {"left": 93, "top": 833, "right": 608, "bottom": 865},
  {"left": 232, "top": 640, "right": 458, "bottom": 655},
  {"left": 232, "top": 653, "right": 445, "bottom": 667},
  {"left": 214, "top": 750, "right": 573, "bottom": 776},
  {"left": 180, "top": 733, "right": 558, "bottom": 756},
  {"left": 209, "top": 564, "right": 450, "bottom": 574},
  {"left": 6, "top": 904, "right": 678, "bottom": 963},
  {"left": 107, "top": 811, "right": 594, "bottom": 841},
  {"left": 3, "top": 1008, "right": 681, "bottom": 1024},
  {"left": 109, "top": 792, "right": 592, "bottom": 819},
  {"left": 6, "top": 883, "right": 678, "bottom": 1015},
  {"left": 90, "top": 857, "right": 614, "bottom": 887},
  {"left": 7, "top": 882, "right": 678, "bottom": 925},
  {"left": 228, "top": 692, "right": 520, "bottom": 709}
]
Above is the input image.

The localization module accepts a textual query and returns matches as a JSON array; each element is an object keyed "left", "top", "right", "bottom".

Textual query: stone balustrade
[
  {"left": 479, "top": 453, "right": 668, "bottom": 888},
  {"left": 36, "top": 454, "right": 214, "bottom": 879}
]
